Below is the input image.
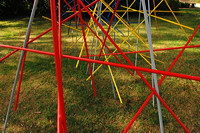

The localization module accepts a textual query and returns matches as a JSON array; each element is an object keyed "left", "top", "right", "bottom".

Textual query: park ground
[{"left": 0, "top": 8, "right": 200, "bottom": 132}]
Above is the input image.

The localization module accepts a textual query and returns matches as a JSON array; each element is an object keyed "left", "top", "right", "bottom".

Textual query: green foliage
[
  {"left": 152, "top": 0, "right": 180, "bottom": 15},
  {"left": 179, "top": 2, "right": 190, "bottom": 8},
  {"left": 128, "top": 0, "right": 180, "bottom": 11},
  {"left": 166, "top": 0, "right": 180, "bottom": 11},
  {"left": 0, "top": 0, "right": 50, "bottom": 20},
  {"left": 0, "top": 0, "right": 181, "bottom": 20},
  {"left": 0, "top": 0, "right": 30, "bottom": 19}
]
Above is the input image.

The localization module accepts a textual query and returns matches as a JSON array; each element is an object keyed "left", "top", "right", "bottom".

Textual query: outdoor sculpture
[{"left": 0, "top": 0, "right": 199, "bottom": 132}]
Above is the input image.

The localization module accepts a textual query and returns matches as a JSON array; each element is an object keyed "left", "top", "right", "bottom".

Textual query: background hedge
[{"left": 0, "top": 0, "right": 180, "bottom": 20}]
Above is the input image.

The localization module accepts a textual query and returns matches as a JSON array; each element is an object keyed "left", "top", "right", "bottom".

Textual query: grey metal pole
[
  {"left": 141, "top": 0, "right": 164, "bottom": 132},
  {"left": 147, "top": 0, "right": 152, "bottom": 29},
  {"left": 134, "top": 0, "right": 142, "bottom": 75},
  {"left": 75, "top": 18, "right": 79, "bottom": 53},
  {"left": 152, "top": 77, "right": 155, "bottom": 107},
  {"left": 3, "top": 0, "right": 39, "bottom": 132},
  {"left": 126, "top": 0, "right": 130, "bottom": 51},
  {"left": 87, "top": 2, "right": 102, "bottom": 75},
  {"left": 93, "top": 1, "right": 116, "bottom": 99},
  {"left": 90, "top": 1, "right": 102, "bottom": 76},
  {"left": 104, "top": 1, "right": 117, "bottom": 98},
  {"left": 147, "top": 0, "right": 155, "bottom": 107},
  {"left": 87, "top": 1, "right": 101, "bottom": 84}
]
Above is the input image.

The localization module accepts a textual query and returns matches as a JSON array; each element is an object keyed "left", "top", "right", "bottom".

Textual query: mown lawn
[{"left": 0, "top": 9, "right": 200, "bottom": 132}]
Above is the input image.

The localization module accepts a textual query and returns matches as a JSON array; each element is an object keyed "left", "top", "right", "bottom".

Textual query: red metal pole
[
  {"left": 64, "top": 0, "right": 134, "bottom": 77},
  {"left": 158, "top": 25, "right": 200, "bottom": 86},
  {"left": 50, "top": 0, "right": 67, "bottom": 132},
  {"left": 14, "top": 46, "right": 27, "bottom": 111},
  {"left": 70, "top": 13, "right": 135, "bottom": 76},
  {"left": 78, "top": 2, "right": 195, "bottom": 130},
  {"left": 14, "top": 32, "right": 30, "bottom": 111},
  {"left": 0, "top": 28, "right": 52, "bottom": 62},
  {"left": 0, "top": 0, "right": 100, "bottom": 62},
  {"left": 123, "top": 92, "right": 154, "bottom": 133},
  {"left": 1, "top": 44, "right": 200, "bottom": 82},
  {"left": 122, "top": 25, "right": 200, "bottom": 133},
  {"left": 13, "top": 51, "right": 27, "bottom": 111},
  {"left": 0, "top": 43, "right": 199, "bottom": 132},
  {"left": 77, "top": 2, "right": 97, "bottom": 96},
  {"left": 0, "top": 49, "right": 19, "bottom": 62},
  {"left": 98, "top": 0, "right": 121, "bottom": 60},
  {"left": 74, "top": 0, "right": 78, "bottom": 29},
  {"left": 81, "top": 44, "right": 200, "bottom": 58},
  {"left": 72, "top": 3, "right": 194, "bottom": 130}
]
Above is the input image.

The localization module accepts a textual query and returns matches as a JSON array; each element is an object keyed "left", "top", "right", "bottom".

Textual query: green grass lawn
[{"left": 0, "top": 9, "right": 200, "bottom": 132}]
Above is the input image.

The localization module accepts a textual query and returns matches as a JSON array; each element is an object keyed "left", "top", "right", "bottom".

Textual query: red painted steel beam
[
  {"left": 123, "top": 92, "right": 154, "bottom": 132},
  {"left": 81, "top": 44, "right": 200, "bottom": 58},
  {"left": 77, "top": 1, "right": 97, "bottom": 96},
  {"left": 75, "top": 3, "right": 190, "bottom": 131},
  {"left": 14, "top": 33, "right": 30, "bottom": 111},
  {"left": 64, "top": 0, "right": 134, "bottom": 76},
  {"left": 0, "top": 43, "right": 197, "bottom": 132},
  {"left": 0, "top": 0, "right": 100, "bottom": 62},
  {"left": 50, "top": 0, "right": 67, "bottom": 132},
  {"left": 1, "top": 44, "right": 200, "bottom": 82},
  {"left": 123, "top": 25, "right": 199, "bottom": 132},
  {"left": 158, "top": 24, "right": 200, "bottom": 86},
  {"left": 98, "top": 0, "right": 121, "bottom": 60}
]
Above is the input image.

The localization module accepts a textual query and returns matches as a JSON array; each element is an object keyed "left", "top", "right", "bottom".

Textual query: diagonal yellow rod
[
  {"left": 93, "top": 9, "right": 165, "bottom": 67},
  {"left": 100, "top": 18, "right": 157, "bottom": 66},
  {"left": 42, "top": 16, "right": 81, "bottom": 32},
  {"left": 100, "top": 0, "right": 151, "bottom": 50},
  {"left": 163, "top": 0, "right": 190, "bottom": 39},
  {"left": 91, "top": 16, "right": 123, "bottom": 103},
  {"left": 121, "top": 6, "right": 194, "bottom": 30},
  {"left": 64, "top": 10, "right": 186, "bottom": 13},
  {"left": 76, "top": 0, "right": 115, "bottom": 68},
  {"left": 75, "top": 3, "right": 99, "bottom": 68},
  {"left": 85, "top": 5, "right": 154, "bottom": 80}
]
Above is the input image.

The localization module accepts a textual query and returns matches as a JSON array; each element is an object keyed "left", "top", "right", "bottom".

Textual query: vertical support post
[
  {"left": 14, "top": 36, "right": 29, "bottom": 111},
  {"left": 77, "top": 0, "right": 97, "bottom": 97},
  {"left": 147, "top": 0, "right": 155, "bottom": 107},
  {"left": 3, "top": 0, "right": 39, "bottom": 132},
  {"left": 50, "top": 0, "right": 67, "bottom": 132},
  {"left": 126, "top": 0, "right": 130, "bottom": 51},
  {"left": 141, "top": 0, "right": 164, "bottom": 132},
  {"left": 134, "top": 0, "right": 142, "bottom": 75},
  {"left": 97, "top": 0, "right": 121, "bottom": 60},
  {"left": 113, "top": 0, "right": 116, "bottom": 42},
  {"left": 153, "top": 0, "right": 158, "bottom": 30},
  {"left": 74, "top": 0, "right": 79, "bottom": 53}
]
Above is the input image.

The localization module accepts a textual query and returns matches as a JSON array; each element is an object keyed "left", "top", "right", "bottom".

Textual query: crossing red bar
[
  {"left": 50, "top": 0, "right": 67, "bottom": 132},
  {"left": 81, "top": 44, "right": 200, "bottom": 58},
  {"left": 123, "top": 92, "right": 154, "bottom": 133},
  {"left": 1, "top": 44, "right": 200, "bottom": 82},
  {"left": 77, "top": 1, "right": 97, "bottom": 97},
  {"left": 98, "top": 0, "right": 121, "bottom": 60},
  {"left": 64, "top": 0, "right": 134, "bottom": 76},
  {"left": 14, "top": 33, "right": 31, "bottom": 111},
  {"left": 0, "top": 0, "right": 100, "bottom": 62},
  {"left": 158, "top": 24, "right": 200, "bottom": 86}
]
